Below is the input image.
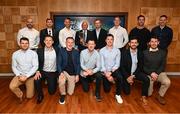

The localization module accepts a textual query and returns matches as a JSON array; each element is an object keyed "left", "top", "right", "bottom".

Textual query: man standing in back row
[
  {"left": 40, "top": 18, "right": 59, "bottom": 47},
  {"left": 109, "top": 16, "right": 128, "bottom": 51},
  {"left": 129, "top": 15, "right": 151, "bottom": 51},
  {"left": 151, "top": 15, "right": 173, "bottom": 51},
  {"left": 59, "top": 18, "right": 76, "bottom": 48},
  {"left": 92, "top": 19, "right": 107, "bottom": 50},
  {"left": 75, "top": 21, "right": 93, "bottom": 51},
  {"left": 17, "top": 18, "right": 39, "bottom": 50}
]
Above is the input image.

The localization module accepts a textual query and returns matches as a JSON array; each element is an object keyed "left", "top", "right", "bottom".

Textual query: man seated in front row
[
  {"left": 99, "top": 34, "right": 123, "bottom": 104},
  {"left": 80, "top": 39, "right": 102, "bottom": 101},
  {"left": 9, "top": 37, "right": 38, "bottom": 103},
  {"left": 143, "top": 37, "right": 171, "bottom": 105},
  {"left": 34, "top": 35, "right": 59, "bottom": 104},
  {"left": 57, "top": 37, "right": 80, "bottom": 104},
  {"left": 121, "top": 37, "right": 150, "bottom": 105}
]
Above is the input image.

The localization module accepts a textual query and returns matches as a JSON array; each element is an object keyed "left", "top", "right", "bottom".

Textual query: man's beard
[{"left": 27, "top": 24, "right": 33, "bottom": 29}]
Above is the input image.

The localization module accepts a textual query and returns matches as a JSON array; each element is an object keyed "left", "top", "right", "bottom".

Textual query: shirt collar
[
  {"left": 25, "top": 27, "right": 34, "bottom": 31},
  {"left": 96, "top": 28, "right": 101, "bottom": 32},
  {"left": 45, "top": 47, "right": 54, "bottom": 51},
  {"left": 130, "top": 48, "right": 137, "bottom": 55},
  {"left": 159, "top": 25, "right": 167, "bottom": 30},
  {"left": 114, "top": 25, "right": 121, "bottom": 29},
  {"left": 105, "top": 46, "right": 114, "bottom": 51},
  {"left": 87, "top": 49, "right": 95, "bottom": 54},
  {"left": 149, "top": 47, "right": 159, "bottom": 52},
  {"left": 20, "top": 49, "right": 30, "bottom": 53},
  {"left": 65, "top": 27, "right": 71, "bottom": 31},
  {"left": 47, "top": 28, "right": 52, "bottom": 30}
]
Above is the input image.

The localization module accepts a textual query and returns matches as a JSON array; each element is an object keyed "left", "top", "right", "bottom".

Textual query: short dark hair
[
  {"left": 160, "top": 15, "right": 168, "bottom": 19},
  {"left": 94, "top": 19, "right": 102, "bottom": 23},
  {"left": 65, "top": 17, "right": 71, "bottom": 21},
  {"left": 20, "top": 37, "right": 29, "bottom": 43},
  {"left": 106, "top": 34, "right": 114, "bottom": 39},
  {"left": 66, "top": 37, "right": 74, "bottom": 41},
  {"left": 46, "top": 18, "right": 53, "bottom": 22},
  {"left": 44, "top": 35, "right": 54, "bottom": 41},
  {"left": 150, "top": 36, "right": 159, "bottom": 41},
  {"left": 137, "top": 15, "right": 145, "bottom": 20},
  {"left": 129, "top": 37, "right": 139, "bottom": 42},
  {"left": 87, "top": 39, "right": 96, "bottom": 44}
]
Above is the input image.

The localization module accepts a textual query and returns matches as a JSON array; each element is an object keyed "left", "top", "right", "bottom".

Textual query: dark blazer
[
  {"left": 92, "top": 28, "right": 107, "bottom": 49},
  {"left": 37, "top": 46, "right": 59, "bottom": 72},
  {"left": 40, "top": 28, "right": 59, "bottom": 47},
  {"left": 120, "top": 49, "right": 143, "bottom": 79},
  {"left": 57, "top": 47, "right": 80, "bottom": 75},
  {"left": 75, "top": 30, "right": 93, "bottom": 51}
]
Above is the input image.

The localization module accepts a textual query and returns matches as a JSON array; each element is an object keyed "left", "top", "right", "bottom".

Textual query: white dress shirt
[
  {"left": 109, "top": 26, "right": 128, "bottom": 48},
  {"left": 17, "top": 27, "right": 40, "bottom": 49},
  {"left": 59, "top": 27, "right": 76, "bottom": 47},
  {"left": 96, "top": 28, "right": 101, "bottom": 39},
  {"left": 12, "top": 49, "right": 38, "bottom": 77},
  {"left": 43, "top": 47, "right": 57, "bottom": 72},
  {"left": 47, "top": 28, "right": 53, "bottom": 36}
]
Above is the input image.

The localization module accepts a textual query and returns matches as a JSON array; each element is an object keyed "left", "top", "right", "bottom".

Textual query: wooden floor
[{"left": 0, "top": 76, "right": 180, "bottom": 113}]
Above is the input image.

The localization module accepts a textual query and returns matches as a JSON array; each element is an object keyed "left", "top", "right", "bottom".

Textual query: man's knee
[
  {"left": 59, "top": 77, "right": 66, "bottom": 86},
  {"left": 9, "top": 83, "right": 17, "bottom": 91},
  {"left": 162, "top": 79, "right": 171, "bottom": 87}
]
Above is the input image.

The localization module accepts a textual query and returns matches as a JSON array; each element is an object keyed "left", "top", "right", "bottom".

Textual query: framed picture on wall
[{"left": 51, "top": 12, "right": 128, "bottom": 32}]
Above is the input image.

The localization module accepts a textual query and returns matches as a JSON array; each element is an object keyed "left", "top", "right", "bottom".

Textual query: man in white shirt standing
[
  {"left": 59, "top": 18, "right": 76, "bottom": 48},
  {"left": 17, "top": 18, "right": 40, "bottom": 50},
  {"left": 109, "top": 16, "right": 128, "bottom": 50},
  {"left": 9, "top": 37, "right": 38, "bottom": 103}
]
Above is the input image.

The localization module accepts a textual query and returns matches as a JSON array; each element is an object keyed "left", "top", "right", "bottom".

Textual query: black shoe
[
  {"left": 59, "top": 95, "right": 65, "bottom": 104},
  {"left": 37, "top": 95, "right": 44, "bottom": 104},
  {"left": 95, "top": 95, "right": 102, "bottom": 102}
]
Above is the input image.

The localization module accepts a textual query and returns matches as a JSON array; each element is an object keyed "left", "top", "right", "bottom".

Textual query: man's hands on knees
[
  {"left": 127, "top": 75, "right": 135, "bottom": 85},
  {"left": 83, "top": 69, "right": 94, "bottom": 77},
  {"left": 150, "top": 72, "right": 158, "bottom": 81},
  {"left": 104, "top": 71, "right": 114, "bottom": 83},
  {"left": 34, "top": 71, "right": 42, "bottom": 80}
]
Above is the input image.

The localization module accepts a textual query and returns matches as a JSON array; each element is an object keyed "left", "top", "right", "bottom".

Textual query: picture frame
[{"left": 50, "top": 12, "right": 128, "bottom": 31}]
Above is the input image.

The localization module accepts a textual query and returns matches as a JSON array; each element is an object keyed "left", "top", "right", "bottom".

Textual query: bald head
[{"left": 26, "top": 18, "right": 34, "bottom": 29}]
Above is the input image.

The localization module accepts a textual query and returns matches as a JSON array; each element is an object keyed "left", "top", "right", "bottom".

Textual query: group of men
[{"left": 9, "top": 14, "right": 173, "bottom": 106}]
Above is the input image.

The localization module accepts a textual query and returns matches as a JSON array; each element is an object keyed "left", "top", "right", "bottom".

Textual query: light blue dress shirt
[
  {"left": 100, "top": 46, "right": 120, "bottom": 72},
  {"left": 12, "top": 49, "right": 38, "bottom": 77},
  {"left": 130, "top": 49, "right": 138, "bottom": 75},
  {"left": 80, "top": 49, "right": 101, "bottom": 76}
]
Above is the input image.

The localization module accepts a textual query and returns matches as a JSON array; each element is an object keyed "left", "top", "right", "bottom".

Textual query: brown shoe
[
  {"left": 141, "top": 96, "right": 148, "bottom": 105},
  {"left": 156, "top": 95, "right": 166, "bottom": 105}
]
